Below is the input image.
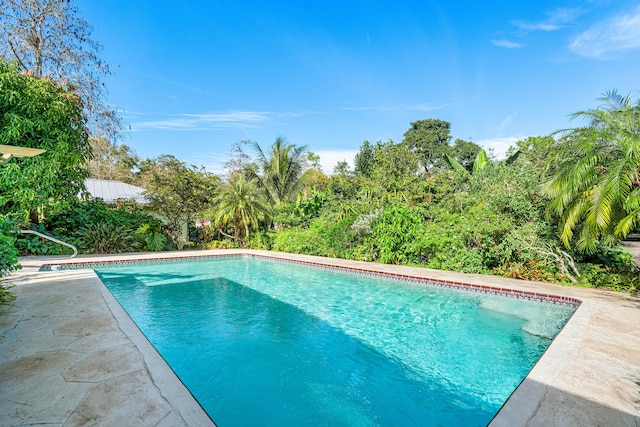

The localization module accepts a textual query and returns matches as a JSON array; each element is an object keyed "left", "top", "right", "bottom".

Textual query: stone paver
[
  {"left": 0, "top": 261, "right": 214, "bottom": 427},
  {"left": 2, "top": 249, "right": 640, "bottom": 426}
]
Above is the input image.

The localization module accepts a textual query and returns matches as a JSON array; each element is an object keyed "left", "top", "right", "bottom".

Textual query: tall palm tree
[
  {"left": 543, "top": 90, "right": 640, "bottom": 251},
  {"left": 213, "top": 175, "right": 271, "bottom": 240},
  {"left": 249, "top": 137, "right": 315, "bottom": 205}
]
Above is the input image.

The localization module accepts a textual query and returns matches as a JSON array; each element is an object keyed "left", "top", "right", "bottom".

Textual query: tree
[
  {"left": 543, "top": 90, "right": 640, "bottom": 251},
  {"left": 451, "top": 138, "right": 482, "bottom": 172},
  {"left": 249, "top": 137, "right": 316, "bottom": 205},
  {"left": 213, "top": 174, "right": 270, "bottom": 241},
  {"left": 368, "top": 140, "right": 420, "bottom": 199},
  {"left": 0, "top": 0, "right": 120, "bottom": 138},
  {"left": 85, "top": 137, "right": 139, "bottom": 184},
  {"left": 509, "top": 136, "right": 555, "bottom": 172},
  {"left": 354, "top": 140, "right": 375, "bottom": 177},
  {"left": 332, "top": 160, "right": 352, "bottom": 177},
  {"left": 141, "top": 155, "right": 219, "bottom": 248},
  {"left": 0, "top": 60, "right": 90, "bottom": 221},
  {"left": 403, "top": 119, "right": 452, "bottom": 172}
]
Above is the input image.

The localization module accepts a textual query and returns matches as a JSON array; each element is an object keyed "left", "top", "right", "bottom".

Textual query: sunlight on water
[{"left": 96, "top": 256, "right": 575, "bottom": 427}]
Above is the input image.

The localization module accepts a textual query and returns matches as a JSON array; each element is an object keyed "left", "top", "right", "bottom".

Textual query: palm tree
[
  {"left": 213, "top": 175, "right": 271, "bottom": 241},
  {"left": 249, "top": 137, "right": 315, "bottom": 205},
  {"left": 543, "top": 90, "right": 640, "bottom": 251}
]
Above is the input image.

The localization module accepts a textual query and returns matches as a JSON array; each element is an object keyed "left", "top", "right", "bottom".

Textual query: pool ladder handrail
[{"left": 19, "top": 229, "right": 78, "bottom": 259}]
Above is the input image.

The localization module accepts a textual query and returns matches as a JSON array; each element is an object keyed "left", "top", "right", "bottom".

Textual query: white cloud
[
  {"left": 570, "top": 6, "right": 640, "bottom": 59},
  {"left": 341, "top": 103, "right": 448, "bottom": 112},
  {"left": 475, "top": 136, "right": 526, "bottom": 159},
  {"left": 132, "top": 110, "right": 276, "bottom": 131},
  {"left": 491, "top": 39, "right": 524, "bottom": 49},
  {"left": 511, "top": 7, "right": 583, "bottom": 32},
  {"left": 315, "top": 149, "right": 358, "bottom": 174},
  {"left": 510, "top": 21, "right": 559, "bottom": 32}
]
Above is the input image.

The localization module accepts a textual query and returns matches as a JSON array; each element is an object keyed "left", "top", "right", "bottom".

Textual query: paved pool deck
[{"left": 1, "top": 249, "right": 639, "bottom": 426}]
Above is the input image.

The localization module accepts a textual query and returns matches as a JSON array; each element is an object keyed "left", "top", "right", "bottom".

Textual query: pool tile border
[{"left": 40, "top": 253, "right": 581, "bottom": 307}]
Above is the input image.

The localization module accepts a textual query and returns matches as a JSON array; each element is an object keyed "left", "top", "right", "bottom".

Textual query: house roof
[{"left": 84, "top": 178, "right": 149, "bottom": 204}]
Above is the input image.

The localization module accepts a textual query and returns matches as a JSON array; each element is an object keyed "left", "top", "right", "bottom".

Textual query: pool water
[{"left": 95, "top": 256, "right": 576, "bottom": 426}]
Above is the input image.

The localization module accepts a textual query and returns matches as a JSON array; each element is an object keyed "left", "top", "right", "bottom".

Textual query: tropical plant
[
  {"left": 249, "top": 137, "right": 316, "bottom": 205},
  {"left": 135, "top": 224, "right": 167, "bottom": 251},
  {"left": 451, "top": 138, "right": 483, "bottom": 171},
  {"left": 45, "top": 200, "right": 162, "bottom": 240},
  {"left": 77, "top": 222, "right": 139, "bottom": 254},
  {"left": 445, "top": 149, "right": 490, "bottom": 175},
  {"left": 213, "top": 175, "right": 271, "bottom": 241},
  {"left": 444, "top": 148, "right": 519, "bottom": 176},
  {"left": 543, "top": 90, "right": 640, "bottom": 251}
]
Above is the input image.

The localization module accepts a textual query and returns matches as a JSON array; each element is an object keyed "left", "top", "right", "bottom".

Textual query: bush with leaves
[
  {"left": 0, "top": 61, "right": 91, "bottom": 221},
  {"left": 272, "top": 227, "right": 325, "bottom": 255},
  {"left": 0, "top": 217, "right": 19, "bottom": 304},
  {"left": 135, "top": 224, "right": 167, "bottom": 251},
  {"left": 1, "top": 217, "right": 21, "bottom": 276},
  {"left": 46, "top": 200, "right": 162, "bottom": 237},
  {"left": 14, "top": 223, "right": 75, "bottom": 256},
  {"left": 77, "top": 222, "right": 139, "bottom": 254},
  {"left": 39, "top": 200, "right": 164, "bottom": 254}
]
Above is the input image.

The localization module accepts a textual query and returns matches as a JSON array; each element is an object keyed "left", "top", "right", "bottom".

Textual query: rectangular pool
[{"left": 92, "top": 255, "right": 576, "bottom": 426}]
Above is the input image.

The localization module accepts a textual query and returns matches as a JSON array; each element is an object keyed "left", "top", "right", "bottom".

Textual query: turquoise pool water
[{"left": 95, "top": 256, "right": 576, "bottom": 426}]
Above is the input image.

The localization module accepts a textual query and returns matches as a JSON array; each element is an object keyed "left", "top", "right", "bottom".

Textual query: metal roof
[{"left": 83, "top": 179, "right": 150, "bottom": 204}]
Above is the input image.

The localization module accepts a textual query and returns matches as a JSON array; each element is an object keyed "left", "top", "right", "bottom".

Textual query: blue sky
[{"left": 80, "top": 0, "right": 640, "bottom": 174}]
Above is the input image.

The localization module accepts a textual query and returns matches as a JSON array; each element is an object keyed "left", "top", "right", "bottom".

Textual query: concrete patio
[{"left": 1, "top": 250, "right": 639, "bottom": 426}]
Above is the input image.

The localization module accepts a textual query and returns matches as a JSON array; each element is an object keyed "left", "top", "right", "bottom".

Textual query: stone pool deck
[{"left": 1, "top": 249, "right": 639, "bottom": 426}]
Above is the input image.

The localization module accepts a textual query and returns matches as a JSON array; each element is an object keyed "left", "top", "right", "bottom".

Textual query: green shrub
[
  {"left": 135, "top": 224, "right": 167, "bottom": 251},
  {"left": 0, "top": 217, "right": 20, "bottom": 304},
  {"left": 77, "top": 223, "right": 140, "bottom": 254},
  {"left": 246, "top": 230, "right": 272, "bottom": 250},
  {"left": 0, "top": 217, "right": 21, "bottom": 277},
  {"left": 368, "top": 204, "right": 426, "bottom": 264},
  {"left": 578, "top": 263, "right": 639, "bottom": 293},
  {"left": 15, "top": 223, "right": 75, "bottom": 256},
  {"left": 46, "top": 200, "right": 162, "bottom": 238},
  {"left": 272, "top": 227, "right": 324, "bottom": 254},
  {"left": 43, "top": 200, "right": 164, "bottom": 254}
]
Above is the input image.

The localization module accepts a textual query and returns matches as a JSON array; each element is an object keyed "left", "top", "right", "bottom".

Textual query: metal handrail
[{"left": 19, "top": 230, "right": 78, "bottom": 259}]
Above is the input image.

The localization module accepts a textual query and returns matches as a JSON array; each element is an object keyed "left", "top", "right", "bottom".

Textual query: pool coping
[
  {"left": 40, "top": 252, "right": 582, "bottom": 308},
  {"left": 5, "top": 249, "right": 640, "bottom": 426}
]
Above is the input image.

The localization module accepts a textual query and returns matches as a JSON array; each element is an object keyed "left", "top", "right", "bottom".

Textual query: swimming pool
[{"left": 94, "top": 255, "right": 576, "bottom": 426}]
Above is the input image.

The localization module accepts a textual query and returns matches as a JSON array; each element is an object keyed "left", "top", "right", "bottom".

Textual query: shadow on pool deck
[
  {"left": 491, "top": 378, "right": 640, "bottom": 426},
  {"left": 1, "top": 249, "right": 639, "bottom": 426}
]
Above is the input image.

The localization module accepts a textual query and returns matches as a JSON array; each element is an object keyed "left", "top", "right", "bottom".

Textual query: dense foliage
[
  {"left": 0, "top": 216, "right": 19, "bottom": 303},
  {"left": 244, "top": 128, "right": 639, "bottom": 293},
  {"left": 0, "top": 61, "right": 91, "bottom": 221},
  {"left": 3, "top": 77, "right": 637, "bottom": 294},
  {"left": 14, "top": 200, "right": 165, "bottom": 255}
]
